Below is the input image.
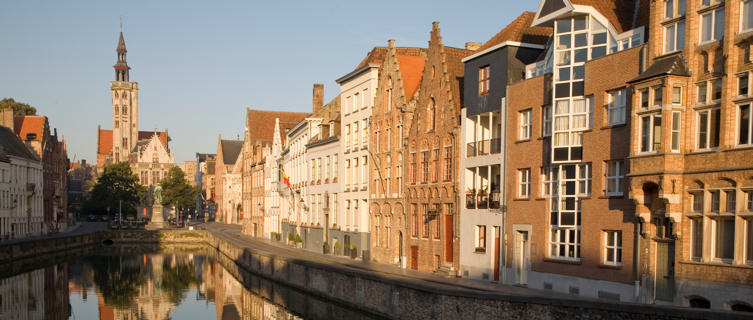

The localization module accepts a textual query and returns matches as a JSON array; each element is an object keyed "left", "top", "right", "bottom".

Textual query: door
[
  {"left": 444, "top": 215, "right": 453, "bottom": 262},
  {"left": 514, "top": 231, "right": 529, "bottom": 286},
  {"left": 655, "top": 241, "right": 675, "bottom": 301},
  {"left": 410, "top": 246, "right": 418, "bottom": 270},
  {"left": 493, "top": 226, "right": 501, "bottom": 281},
  {"left": 399, "top": 232, "right": 404, "bottom": 266}
]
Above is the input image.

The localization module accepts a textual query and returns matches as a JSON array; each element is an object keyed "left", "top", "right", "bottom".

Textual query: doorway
[
  {"left": 398, "top": 231, "right": 404, "bottom": 266},
  {"left": 514, "top": 230, "right": 529, "bottom": 286},
  {"left": 493, "top": 226, "right": 500, "bottom": 281},
  {"left": 410, "top": 246, "right": 418, "bottom": 270},
  {"left": 655, "top": 241, "right": 675, "bottom": 301},
  {"left": 444, "top": 214, "right": 453, "bottom": 262}
]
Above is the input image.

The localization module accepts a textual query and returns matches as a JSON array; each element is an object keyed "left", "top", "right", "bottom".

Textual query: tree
[
  {"left": 84, "top": 162, "right": 144, "bottom": 215},
  {"left": 160, "top": 166, "right": 200, "bottom": 211},
  {"left": 0, "top": 98, "right": 36, "bottom": 116}
]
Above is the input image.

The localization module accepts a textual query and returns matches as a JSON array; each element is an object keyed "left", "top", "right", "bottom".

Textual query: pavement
[{"left": 202, "top": 222, "right": 563, "bottom": 299}]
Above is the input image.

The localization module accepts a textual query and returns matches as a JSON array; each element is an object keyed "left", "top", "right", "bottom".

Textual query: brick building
[
  {"left": 214, "top": 137, "right": 242, "bottom": 224},
  {"left": 459, "top": 12, "right": 551, "bottom": 282},
  {"left": 625, "top": 0, "right": 753, "bottom": 309},
  {"left": 369, "top": 40, "right": 426, "bottom": 266},
  {"left": 404, "top": 22, "right": 473, "bottom": 272}
]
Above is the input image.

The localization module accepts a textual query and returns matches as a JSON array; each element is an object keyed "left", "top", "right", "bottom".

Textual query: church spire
[{"left": 114, "top": 27, "right": 130, "bottom": 82}]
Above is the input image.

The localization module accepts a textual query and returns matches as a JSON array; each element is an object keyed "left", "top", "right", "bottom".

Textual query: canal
[{"left": 0, "top": 245, "right": 385, "bottom": 320}]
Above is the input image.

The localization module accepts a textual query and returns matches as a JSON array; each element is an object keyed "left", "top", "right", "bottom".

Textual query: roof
[
  {"left": 219, "top": 140, "right": 243, "bottom": 165},
  {"left": 0, "top": 126, "right": 39, "bottom": 161},
  {"left": 396, "top": 55, "right": 426, "bottom": 99},
  {"left": 246, "top": 109, "right": 309, "bottom": 145},
  {"left": 534, "top": 0, "right": 647, "bottom": 34},
  {"left": 475, "top": 12, "right": 552, "bottom": 53},
  {"left": 629, "top": 53, "right": 690, "bottom": 83},
  {"left": 444, "top": 46, "right": 475, "bottom": 106},
  {"left": 196, "top": 153, "right": 215, "bottom": 162},
  {"left": 138, "top": 131, "right": 169, "bottom": 149},
  {"left": 355, "top": 47, "right": 425, "bottom": 70},
  {"left": 13, "top": 115, "right": 46, "bottom": 142},
  {"left": 97, "top": 128, "right": 113, "bottom": 156}
]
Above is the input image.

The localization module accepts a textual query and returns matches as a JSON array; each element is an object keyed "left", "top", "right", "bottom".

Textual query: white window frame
[
  {"left": 743, "top": 0, "right": 753, "bottom": 32},
  {"left": 712, "top": 217, "right": 735, "bottom": 262},
  {"left": 577, "top": 163, "right": 592, "bottom": 196},
  {"left": 542, "top": 105, "right": 552, "bottom": 136},
  {"left": 663, "top": 18, "right": 686, "bottom": 53},
  {"left": 699, "top": 6, "right": 725, "bottom": 44},
  {"left": 603, "top": 230, "right": 622, "bottom": 266},
  {"left": 605, "top": 160, "right": 624, "bottom": 196},
  {"left": 520, "top": 109, "right": 532, "bottom": 140},
  {"left": 607, "top": 88, "right": 626, "bottom": 125},
  {"left": 475, "top": 225, "right": 486, "bottom": 250},
  {"left": 671, "top": 111, "right": 682, "bottom": 152},
  {"left": 549, "top": 228, "right": 581, "bottom": 261},
  {"left": 738, "top": 103, "right": 753, "bottom": 146},
  {"left": 691, "top": 217, "right": 704, "bottom": 261},
  {"left": 640, "top": 113, "right": 663, "bottom": 153},
  {"left": 518, "top": 168, "right": 531, "bottom": 199},
  {"left": 696, "top": 107, "right": 721, "bottom": 150}
]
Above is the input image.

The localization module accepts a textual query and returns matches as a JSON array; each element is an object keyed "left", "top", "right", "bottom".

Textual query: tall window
[
  {"left": 653, "top": 86, "right": 663, "bottom": 107},
  {"left": 427, "top": 99, "right": 436, "bottom": 132},
  {"left": 443, "top": 146, "right": 452, "bottom": 181},
  {"left": 726, "top": 190, "right": 736, "bottom": 213},
  {"left": 699, "top": 6, "right": 725, "bottom": 43},
  {"left": 740, "top": 73, "right": 750, "bottom": 96},
  {"left": 412, "top": 206, "right": 418, "bottom": 237},
  {"left": 714, "top": 218, "right": 735, "bottom": 261},
  {"left": 345, "top": 125, "right": 350, "bottom": 147},
  {"left": 475, "top": 225, "right": 486, "bottom": 250},
  {"left": 711, "top": 190, "right": 721, "bottom": 212},
  {"left": 432, "top": 149, "right": 439, "bottom": 183},
  {"left": 671, "top": 111, "right": 682, "bottom": 151},
  {"left": 385, "top": 128, "right": 391, "bottom": 151},
  {"left": 672, "top": 86, "right": 682, "bottom": 104},
  {"left": 362, "top": 120, "right": 368, "bottom": 144},
  {"left": 353, "top": 122, "right": 359, "bottom": 148},
  {"left": 747, "top": 190, "right": 753, "bottom": 211},
  {"left": 744, "top": 0, "right": 753, "bottom": 31},
  {"left": 604, "top": 231, "right": 622, "bottom": 266},
  {"left": 520, "top": 110, "right": 532, "bottom": 140},
  {"left": 333, "top": 155, "right": 338, "bottom": 179},
  {"left": 739, "top": 103, "right": 752, "bottom": 145},
  {"left": 518, "top": 168, "right": 530, "bottom": 198},
  {"left": 542, "top": 105, "right": 552, "bottom": 136},
  {"left": 541, "top": 166, "right": 558, "bottom": 197},
  {"left": 361, "top": 156, "right": 367, "bottom": 185},
  {"left": 397, "top": 153, "right": 403, "bottom": 194},
  {"left": 410, "top": 152, "right": 416, "bottom": 184},
  {"left": 691, "top": 217, "right": 703, "bottom": 260},
  {"left": 605, "top": 160, "right": 624, "bottom": 196},
  {"left": 663, "top": 0, "right": 686, "bottom": 53},
  {"left": 345, "top": 159, "right": 351, "bottom": 185},
  {"left": 697, "top": 108, "right": 721, "bottom": 149},
  {"left": 422, "top": 204, "right": 429, "bottom": 238},
  {"left": 578, "top": 163, "right": 591, "bottom": 196},
  {"left": 433, "top": 208, "right": 440, "bottom": 239},
  {"left": 421, "top": 151, "right": 429, "bottom": 184},
  {"left": 385, "top": 157, "right": 392, "bottom": 195},
  {"left": 607, "top": 88, "right": 626, "bottom": 125},
  {"left": 698, "top": 79, "right": 723, "bottom": 104},
  {"left": 325, "top": 156, "right": 331, "bottom": 180},
  {"left": 479, "top": 66, "right": 490, "bottom": 95},
  {"left": 640, "top": 114, "right": 662, "bottom": 152},
  {"left": 692, "top": 191, "right": 704, "bottom": 212}
]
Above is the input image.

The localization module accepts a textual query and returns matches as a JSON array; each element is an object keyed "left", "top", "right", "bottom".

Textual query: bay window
[
  {"left": 671, "top": 111, "right": 682, "bottom": 151},
  {"left": 739, "top": 103, "right": 752, "bottom": 145},
  {"left": 697, "top": 108, "right": 721, "bottom": 150},
  {"left": 640, "top": 114, "right": 663, "bottom": 152}
]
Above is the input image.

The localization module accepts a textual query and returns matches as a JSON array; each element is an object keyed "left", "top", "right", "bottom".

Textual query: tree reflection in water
[{"left": 86, "top": 255, "right": 147, "bottom": 309}]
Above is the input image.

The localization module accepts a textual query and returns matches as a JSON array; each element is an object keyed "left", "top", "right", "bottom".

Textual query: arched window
[{"left": 426, "top": 98, "right": 436, "bottom": 132}]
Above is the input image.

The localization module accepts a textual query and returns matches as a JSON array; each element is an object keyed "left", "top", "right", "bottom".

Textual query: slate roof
[
  {"left": 0, "top": 125, "right": 39, "bottom": 161},
  {"left": 476, "top": 12, "right": 552, "bottom": 53},
  {"left": 220, "top": 140, "right": 243, "bottom": 165},
  {"left": 13, "top": 115, "right": 46, "bottom": 142},
  {"left": 246, "top": 109, "right": 309, "bottom": 146},
  {"left": 629, "top": 53, "right": 690, "bottom": 83}
]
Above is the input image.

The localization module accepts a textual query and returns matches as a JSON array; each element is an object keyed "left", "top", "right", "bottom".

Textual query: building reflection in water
[{"left": 0, "top": 263, "right": 69, "bottom": 320}]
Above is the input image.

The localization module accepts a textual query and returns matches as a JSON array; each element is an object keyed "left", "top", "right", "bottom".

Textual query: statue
[{"left": 154, "top": 183, "right": 163, "bottom": 206}]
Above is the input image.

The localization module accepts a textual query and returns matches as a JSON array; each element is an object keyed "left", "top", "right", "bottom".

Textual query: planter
[{"left": 323, "top": 244, "right": 330, "bottom": 254}]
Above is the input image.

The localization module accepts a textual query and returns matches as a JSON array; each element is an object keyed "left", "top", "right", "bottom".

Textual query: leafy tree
[
  {"left": 0, "top": 98, "right": 36, "bottom": 115},
  {"left": 84, "top": 162, "right": 144, "bottom": 215},
  {"left": 160, "top": 166, "right": 200, "bottom": 210}
]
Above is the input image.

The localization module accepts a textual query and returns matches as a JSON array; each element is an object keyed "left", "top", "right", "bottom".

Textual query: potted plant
[
  {"left": 323, "top": 241, "right": 330, "bottom": 254},
  {"left": 350, "top": 244, "right": 357, "bottom": 259},
  {"left": 287, "top": 232, "right": 294, "bottom": 244},
  {"left": 334, "top": 241, "right": 341, "bottom": 255},
  {"left": 295, "top": 234, "right": 302, "bottom": 247}
]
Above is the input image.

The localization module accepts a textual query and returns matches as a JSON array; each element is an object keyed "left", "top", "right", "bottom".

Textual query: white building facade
[{"left": 0, "top": 126, "right": 44, "bottom": 239}]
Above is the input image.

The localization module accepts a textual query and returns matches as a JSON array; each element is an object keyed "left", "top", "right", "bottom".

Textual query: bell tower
[{"left": 110, "top": 27, "right": 139, "bottom": 163}]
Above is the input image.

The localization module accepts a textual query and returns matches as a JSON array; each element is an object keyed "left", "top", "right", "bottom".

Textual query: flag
[{"left": 282, "top": 169, "right": 291, "bottom": 189}]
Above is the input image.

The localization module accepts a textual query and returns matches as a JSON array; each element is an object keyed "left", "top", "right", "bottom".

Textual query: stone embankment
[{"left": 1, "top": 228, "right": 748, "bottom": 320}]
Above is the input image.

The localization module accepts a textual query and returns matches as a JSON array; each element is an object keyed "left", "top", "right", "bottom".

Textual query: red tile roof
[
  {"left": 13, "top": 115, "right": 46, "bottom": 141},
  {"left": 246, "top": 109, "right": 309, "bottom": 145},
  {"left": 396, "top": 55, "right": 425, "bottom": 99},
  {"left": 356, "top": 47, "right": 425, "bottom": 70},
  {"left": 97, "top": 128, "right": 112, "bottom": 156},
  {"left": 476, "top": 11, "right": 552, "bottom": 53},
  {"left": 443, "top": 46, "right": 475, "bottom": 109},
  {"left": 570, "top": 0, "right": 642, "bottom": 33}
]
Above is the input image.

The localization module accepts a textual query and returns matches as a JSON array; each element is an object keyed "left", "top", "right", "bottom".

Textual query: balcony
[
  {"left": 466, "top": 139, "right": 501, "bottom": 157},
  {"left": 466, "top": 142, "right": 476, "bottom": 157},
  {"left": 477, "top": 193, "right": 489, "bottom": 209},
  {"left": 465, "top": 193, "right": 476, "bottom": 209},
  {"left": 490, "top": 192, "right": 501, "bottom": 209},
  {"left": 465, "top": 191, "right": 501, "bottom": 210}
]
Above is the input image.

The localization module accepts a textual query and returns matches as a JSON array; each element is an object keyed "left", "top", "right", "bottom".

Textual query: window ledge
[
  {"left": 687, "top": 149, "right": 718, "bottom": 155},
  {"left": 659, "top": 15, "right": 685, "bottom": 26},
  {"left": 598, "top": 263, "right": 622, "bottom": 270},
  {"left": 723, "top": 145, "right": 753, "bottom": 152},
  {"left": 630, "top": 152, "right": 663, "bottom": 159},
  {"left": 735, "top": 29, "right": 753, "bottom": 44},
  {"left": 696, "top": 40, "right": 721, "bottom": 52},
  {"left": 543, "top": 257, "right": 582, "bottom": 265},
  {"left": 474, "top": 247, "right": 486, "bottom": 254},
  {"left": 679, "top": 260, "right": 753, "bottom": 269},
  {"left": 731, "top": 95, "right": 753, "bottom": 104},
  {"left": 600, "top": 123, "right": 626, "bottom": 130},
  {"left": 512, "top": 197, "right": 531, "bottom": 201},
  {"left": 515, "top": 138, "right": 532, "bottom": 144},
  {"left": 696, "top": 2, "right": 724, "bottom": 15},
  {"left": 598, "top": 194, "right": 625, "bottom": 199}
]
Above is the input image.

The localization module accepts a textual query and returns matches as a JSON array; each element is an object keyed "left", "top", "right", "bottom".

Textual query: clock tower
[{"left": 110, "top": 28, "right": 139, "bottom": 163}]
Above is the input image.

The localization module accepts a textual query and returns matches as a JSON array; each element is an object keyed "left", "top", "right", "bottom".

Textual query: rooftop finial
[{"left": 120, "top": 14, "right": 123, "bottom": 32}]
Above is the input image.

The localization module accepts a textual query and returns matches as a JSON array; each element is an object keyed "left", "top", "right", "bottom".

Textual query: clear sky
[{"left": 0, "top": 0, "right": 537, "bottom": 165}]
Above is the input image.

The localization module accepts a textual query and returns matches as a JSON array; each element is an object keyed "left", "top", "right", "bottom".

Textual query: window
[
  {"left": 550, "top": 228, "right": 580, "bottom": 260},
  {"left": 443, "top": 146, "right": 452, "bottom": 181},
  {"left": 747, "top": 218, "right": 753, "bottom": 263},
  {"left": 541, "top": 166, "right": 558, "bottom": 197},
  {"left": 476, "top": 225, "right": 486, "bottom": 250},
  {"left": 520, "top": 110, "right": 532, "bottom": 140},
  {"left": 479, "top": 66, "right": 490, "bottom": 95},
  {"left": 578, "top": 163, "right": 591, "bottom": 196},
  {"left": 714, "top": 218, "right": 735, "bottom": 261},
  {"left": 744, "top": 0, "right": 753, "bottom": 31},
  {"left": 739, "top": 73, "right": 749, "bottom": 96},
  {"left": 410, "top": 152, "right": 416, "bottom": 184},
  {"left": 640, "top": 88, "right": 650, "bottom": 109},
  {"left": 542, "top": 105, "right": 552, "bottom": 136},
  {"left": 697, "top": 82, "right": 708, "bottom": 104},
  {"left": 666, "top": 0, "right": 686, "bottom": 19},
  {"left": 726, "top": 190, "right": 736, "bottom": 213},
  {"left": 604, "top": 231, "right": 622, "bottom": 266},
  {"left": 747, "top": 190, "right": 753, "bottom": 211},
  {"left": 353, "top": 122, "right": 359, "bottom": 147},
  {"left": 607, "top": 88, "right": 626, "bottom": 125},
  {"left": 739, "top": 103, "right": 752, "bottom": 145},
  {"left": 386, "top": 77, "right": 393, "bottom": 111},
  {"left": 385, "top": 128, "right": 391, "bottom": 151},
  {"left": 697, "top": 108, "right": 721, "bottom": 149},
  {"left": 345, "top": 159, "right": 351, "bottom": 185},
  {"left": 412, "top": 207, "right": 418, "bottom": 237},
  {"left": 672, "top": 86, "right": 682, "bottom": 104},
  {"left": 653, "top": 86, "right": 663, "bottom": 107},
  {"left": 345, "top": 125, "right": 350, "bottom": 147},
  {"left": 432, "top": 149, "right": 439, "bottom": 183},
  {"left": 362, "top": 120, "right": 368, "bottom": 144},
  {"left": 427, "top": 99, "right": 436, "bottom": 132},
  {"left": 518, "top": 168, "right": 531, "bottom": 198},
  {"left": 671, "top": 111, "right": 682, "bottom": 151},
  {"left": 699, "top": 7, "right": 724, "bottom": 43},
  {"left": 325, "top": 156, "right": 331, "bottom": 180},
  {"left": 691, "top": 217, "right": 703, "bottom": 260},
  {"left": 433, "top": 210, "right": 440, "bottom": 239},
  {"left": 333, "top": 155, "right": 338, "bottom": 179},
  {"left": 605, "top": 160, "right": 624, "bottom": 196},
  {"left": 421, "top": 151, "right": 429, "bottom": 184},
  {"left": 640, "top": 114, "right": 662, "bottom": 152},
  {"left": 422, "top": 204, "right": 429, "bottom": 238},
  {"left": 664, "top": 19, "right": 686, "bottom": 53},
  {"left": 692, "top": 191, "right": 704, "bottom": 212},
  {"left": 711, "top": 190, "right": 721, "bottom": 212},
  {"left": 361, "top": 156, "right": 367, "bottom": 185}
]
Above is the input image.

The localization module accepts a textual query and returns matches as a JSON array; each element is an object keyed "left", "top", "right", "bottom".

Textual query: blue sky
[{"left": 0, "top": 1, "right": 536, "bottom": 164}]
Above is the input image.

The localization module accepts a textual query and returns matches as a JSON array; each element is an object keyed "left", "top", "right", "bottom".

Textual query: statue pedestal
[{"left": 146, "top": 205, "right": 166, "bottom": 230}]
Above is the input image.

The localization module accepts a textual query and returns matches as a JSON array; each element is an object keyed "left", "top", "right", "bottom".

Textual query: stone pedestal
[{"left": 146, "top": 205, "right": 166, "bottom": 230}]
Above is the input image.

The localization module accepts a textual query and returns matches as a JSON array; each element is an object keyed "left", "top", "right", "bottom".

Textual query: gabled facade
[
  {"left": 0, "top": 126, "right": 43, "bottom": 239},
  {"left": 370, "top": 40, "right": 426, "bottom": 266},
  {"left": 215, "top": 137, "right": 243, "bottom": 224},
  {"left": 132, "top": 132, "right": 175, "bottom": 186},
  {"left": 459, "top": 12, "right": 551, "bottom": 282},
  {"left": 404, "top": 22, "right": 473, "bottom": 272}
]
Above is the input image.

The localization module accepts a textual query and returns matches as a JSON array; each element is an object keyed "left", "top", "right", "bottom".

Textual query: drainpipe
[
  {"left": 634, "top": 218, "right": 641, "bottom": 302},
  {"left": 450, "top": 128, "right": 459, "bottom": 274},
  {"left": 500, "top": 97, "right": 508, "bottom": 284}
]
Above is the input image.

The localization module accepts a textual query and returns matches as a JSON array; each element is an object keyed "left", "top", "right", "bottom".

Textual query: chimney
[
  {"left": 432, "top": 21, "right": 439, "bottom": 31},
  {"left": 0, "top": 108, "right": 12, "bottom": 131},
  {"left": 388, "top": 39, "right": 395, "bottom": 48},
  {"left": 465, "top": 42, "right": 482, "bottom": 51},
  {"left": 312, "top": 83, "right": 324, "bottom": 115},
  {"left": 82, "top": 159, "right": 87, "bottom": 167}
]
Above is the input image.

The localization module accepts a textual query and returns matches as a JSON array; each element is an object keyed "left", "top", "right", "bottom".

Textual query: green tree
[
  {"left": 160, "top": 166, "right": 200, "bottom": 211},
  {"left": 84, "top": 162, "right": 144, "bottom": 215},
  {"left": 0, "top": 98, "right": 36, "bottom": 116}
]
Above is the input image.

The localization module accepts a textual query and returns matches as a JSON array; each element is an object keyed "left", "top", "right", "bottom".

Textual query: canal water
[{"left": 0, "top": 249, "right": 383, "bottom": 320}]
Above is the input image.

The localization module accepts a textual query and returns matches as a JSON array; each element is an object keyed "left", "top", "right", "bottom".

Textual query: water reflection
[{"left": 1, "top": 248, "right": 380, "bottom": 320}]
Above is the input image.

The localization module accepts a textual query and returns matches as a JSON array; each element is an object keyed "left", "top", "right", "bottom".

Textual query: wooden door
[
  {"left": 655, "top": 241, "right": 675, "bottom": 301},
  {"left": 514, "top": 231, "right": 529, "bottom": 285},
  {"left": 444, "top": 215, "right": 453, "bottom": 262},
  {"left": 410, "top": 246, "right": 418, "bottom": 270},
  {"left": 493, "top": 226, "right": 500, "bottom": 281}
]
